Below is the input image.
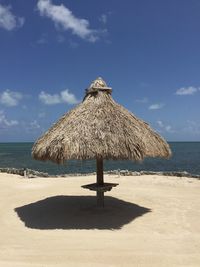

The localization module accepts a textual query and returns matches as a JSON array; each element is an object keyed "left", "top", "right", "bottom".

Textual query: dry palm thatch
[
  {"left": 32, "top": 77, "right": 171, "bottom": 163},
  {"left": 32, "top": 77, "right": 171, "bottom": 206}
]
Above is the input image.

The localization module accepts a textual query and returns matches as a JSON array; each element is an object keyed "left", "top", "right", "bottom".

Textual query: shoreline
[{"left": 0, "top": 167, "right": 200, "bottom": 179}]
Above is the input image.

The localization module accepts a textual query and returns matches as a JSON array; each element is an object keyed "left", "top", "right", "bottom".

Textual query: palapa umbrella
[{"left": 32, "top": 77, "right": 171, "bottom": 207}]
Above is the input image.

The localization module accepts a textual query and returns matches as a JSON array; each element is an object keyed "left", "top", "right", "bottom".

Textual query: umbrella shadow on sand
[{"left": 15, "top": 195, "right": 151, "bottom": 230}]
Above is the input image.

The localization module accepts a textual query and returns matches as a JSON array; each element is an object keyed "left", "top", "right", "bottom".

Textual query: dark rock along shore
[{"left": 0, "top": 167, "right": 200, "bottom": 179}]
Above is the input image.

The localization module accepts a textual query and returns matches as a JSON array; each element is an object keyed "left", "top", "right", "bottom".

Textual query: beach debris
[{"left": 32, "top": 77, "right": 171, "bottom": 207}]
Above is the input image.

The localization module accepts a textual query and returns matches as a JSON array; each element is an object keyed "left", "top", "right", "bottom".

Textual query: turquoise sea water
[{"left": 0, "top": 142, "right": 200, "bottom": 175}]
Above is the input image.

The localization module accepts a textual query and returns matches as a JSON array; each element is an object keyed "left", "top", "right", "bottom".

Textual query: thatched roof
[{"left": 32, "top": 77, "right": 171, "bottom": 164}]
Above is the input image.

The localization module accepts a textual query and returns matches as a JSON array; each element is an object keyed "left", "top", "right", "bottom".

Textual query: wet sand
[{"left": 0, "top": 173, "right": 200, "bottom": 266}]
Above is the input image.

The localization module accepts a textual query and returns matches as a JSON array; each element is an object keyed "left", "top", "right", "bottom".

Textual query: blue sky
[{"left": 0, "top": 0, "right": 200, "bottom": 142}]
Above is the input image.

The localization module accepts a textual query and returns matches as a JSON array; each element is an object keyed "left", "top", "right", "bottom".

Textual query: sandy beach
[{"left": 0, "top": 173, "right": 200, "bottom": 267}]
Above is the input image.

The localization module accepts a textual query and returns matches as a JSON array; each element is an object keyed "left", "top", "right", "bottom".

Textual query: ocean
[{"left": 0, "top": 142, "right": 200, "bottom": 175}]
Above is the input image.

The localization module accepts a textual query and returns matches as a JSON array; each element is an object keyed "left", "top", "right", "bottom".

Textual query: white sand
[{"left": 0, "top": 173, "right": 200, "bottom": 267}]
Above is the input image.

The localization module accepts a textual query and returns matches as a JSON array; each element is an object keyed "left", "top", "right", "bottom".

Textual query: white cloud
[
  {"left": 30, "top": 120, "right": 40, "bottom": 129},
  {"left": 175, "top": 86, "right": 198, "bottom": 95},
  {"left": 39, "top": 89, "right": 79, "bottom": 105},
  {"left": 149, "top": 103, "right": 164, "bottom": 110},
  {"left": 99, "top": 14, "right": 107, "bottom": 24},
  {"left": 37, "top": 0, "right": 98, "bottom": 42},
  {"left": 38, "top": 112, "right": 46, "bottom": 118},
  {"left": 0, "top": 4, "right": 24, "bottom": 31},
  {"left": 68, "top": 39, "right": 79, "bottom": 48},
  {"left": 136, "top": 97, "right": 148, "bottom": 103},
  {"left": 39, "top": 91, "right": 60, "bottom": 105},
  {"left": 0, "top": 90, "right": 23, "bottom": 107},
  {"left": 36, "top": 33, "right": 48, "bottom": 44},
  {"left": 183, "top": 120, "right": 200, "bottom": 135},
  {"left": 165, "top": 125, "right": 172, "bottom": 132},
  {"left": 24, "top": 120, "right": 41, "bottom": 133},
  {"left": 0, "top": 110, "right": 18, "bottom": 128},
  {"left": 22, "top": 105, "right": 27, "bottom": 110},
  {"left": 157, "top": 120, "right": 164, "bottom": 128},
  {"left": 60, "top": 90, "right": 78, "bottom": 104},
  {"left": 156, "top": 120, "right": 174, "bottom": 133}
]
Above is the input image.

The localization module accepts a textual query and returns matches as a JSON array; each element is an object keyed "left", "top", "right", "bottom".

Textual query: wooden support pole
[{"left": 96, "top": 158, "right": 104, "bottom": 207}]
